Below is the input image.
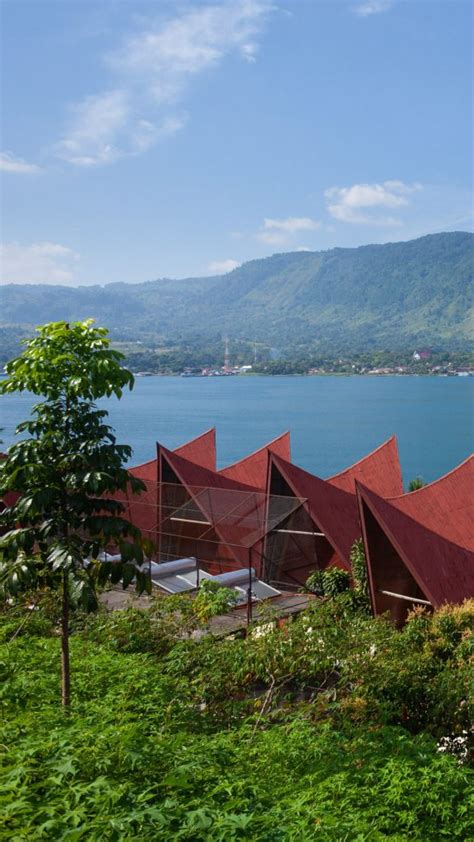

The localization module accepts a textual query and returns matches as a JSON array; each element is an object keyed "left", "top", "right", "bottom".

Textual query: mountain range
[{"left": 1, "top": 232, "right": 472, "bottom": 351}]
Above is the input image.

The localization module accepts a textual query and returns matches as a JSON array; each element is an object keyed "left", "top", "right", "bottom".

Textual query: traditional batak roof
[
  {"left": 327, "top": 435, "right": 403, "bottom": 496},
  {"left": 172, "top": 427, "right": 217, "bottom": 471},
  {"left": 158, "top": 446, "right": 303, "bottom": 572},
  {"left": 158, "top": 445, "right": 257, "bottom": 494},
  {"left": 157, "top": 445, "right": 266, "bottom": 568},
  {"left": 382, "top": 455, "right": 474, "bottom": 548},
  {"left": 357, "top": 480, "right": 474, "bottom": 624},
  {"left": 129, "top": 427, "right": 216, "bottom": 481},
  {"left": 219, "top": 431, "right": 291, "bottom": 488},
  {"left": 122, "top": 430, "right": 217, "bottom": 543},
  {"left": 268, "top": 453, "right": 360, "bottom": 571}
]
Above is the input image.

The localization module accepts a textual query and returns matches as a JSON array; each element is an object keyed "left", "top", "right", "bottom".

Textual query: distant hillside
[{"left": 1, "top": 232, "right": 472, "bottom": 351}]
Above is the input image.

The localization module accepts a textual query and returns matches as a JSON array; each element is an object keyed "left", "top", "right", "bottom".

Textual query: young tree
[
  {"left": 408, "top": 476, "right": 425, "bottom": 492},
  {"left": 0, "top": 320, "right": 150, "bottom": 707}
]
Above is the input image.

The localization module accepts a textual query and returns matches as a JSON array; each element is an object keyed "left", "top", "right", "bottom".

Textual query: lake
[{"left": 1, "top": 375, "right": 473, "bottom": 487}]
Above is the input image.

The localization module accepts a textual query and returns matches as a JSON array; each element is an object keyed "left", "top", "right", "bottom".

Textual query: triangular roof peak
[
  {"left": 385, "top": 454, "right": 474, "bottom": 549},
  {"left": 269, "top": 452, "right": 359, "bottom": 569},
  {"left": 159, "top": 444, "right": 258, "bottom": 493},
  {"left": 356, "top": 481, "right": 474, "bottom": 609},
  {"left": 327, "top": 435, "right": 403, "bottom": 496},
  {"left": 129, "top": 428, "right": 217, "bottom": 480},
  {"left": 173, "top": 427, "right": 216, "bottom": 471},
  {"left": 220, "top": 431, "right": 291, "bottom": 489}
]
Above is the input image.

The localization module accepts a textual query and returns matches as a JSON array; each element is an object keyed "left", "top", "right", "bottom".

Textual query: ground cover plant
[{"left": 1, "top": 592, "right": 472, "bottom": 840}]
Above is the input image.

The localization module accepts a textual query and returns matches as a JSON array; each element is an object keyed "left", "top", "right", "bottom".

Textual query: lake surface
[{"left": 1, "top": 376, "right": 473, "bottom": 486}]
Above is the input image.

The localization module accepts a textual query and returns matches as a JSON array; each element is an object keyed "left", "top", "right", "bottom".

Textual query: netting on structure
[{"left": 107, "top": 480, "right": 323, "bottom": 586}]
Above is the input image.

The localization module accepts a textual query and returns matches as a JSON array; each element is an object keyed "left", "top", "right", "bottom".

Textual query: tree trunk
[{"left": 61, "top": 570, "right": 71, "bottom": 708}]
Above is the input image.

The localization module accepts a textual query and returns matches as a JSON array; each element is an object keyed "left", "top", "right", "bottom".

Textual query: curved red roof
[
  {"left": 384, "top": 455, "right": 474, "bottom": 549},
  {"left": 357, "top": 482, "right": 474, "bottom": 613},
  {"left": 157, "top": 445, "right": 266, "bottom": 570},
  {"left": 173, "top": 427, "right": 216, "bottom": 471},
  {"left": 220, "top": 432, "right": 291, "bottom": 489},
  {"left": 129, "top": 428, "right": 216, "bottom": 480},
  {"left": 328, "top": 436, "right": 403, "bottom": 496},
  {"left": 269, "top": 453, "right": 360, "bottom": 570},
  {"left": 159, "top": 445, "right": 257, "bottom": 494}
]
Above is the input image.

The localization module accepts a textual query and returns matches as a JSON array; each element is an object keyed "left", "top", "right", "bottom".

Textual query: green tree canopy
[{"left": 0, "top": 320, "right": 150, "bottom": 705}]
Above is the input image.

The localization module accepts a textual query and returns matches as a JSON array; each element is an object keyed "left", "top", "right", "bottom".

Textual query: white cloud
[
  {"left": 0, "top": 242, "right": 80, "bottom": 285},
  {"left": 354, "top": 0, "right": 393, "bottom": 17},
  {"left": 207, "top": 258, "right": 241, "bottom": 274},
  {"left": 325, "top": 180, "right": 422, "bottom": 225},
  {"left": 55, "top": 90, "right": 130, "bottom": 166},
  {"left": 109, "top": 0, "right": 271, "bottom": 99},
  {"left": 256, "top": 216, "right": 320, "bottom": 245},
  {"left": 56, "top": 2, "right": 273, "bottom": 166},
  {"left": 55, "top": 89, "right": 186, "bottom": 166},
  {"left": 0, "top": 152, "right": 42, "bottom": 174}
]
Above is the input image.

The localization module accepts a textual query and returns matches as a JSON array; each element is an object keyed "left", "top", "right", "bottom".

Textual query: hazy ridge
[{"left": 1, "top": 232, "right": 472, "bottom": 351}]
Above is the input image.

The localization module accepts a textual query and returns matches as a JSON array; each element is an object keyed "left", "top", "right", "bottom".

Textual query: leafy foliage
[
  {"left": 0, "top": 320, "right": 149, "bottom": 601},
  {"left": 0, "top": 596, "right": 472, "bottom": 839},
  {"left": 0, "top": 320, "right": 150, "bottom": 704},
  {"left": 408, "top": 476, "right": 425, "bottom": 491}
]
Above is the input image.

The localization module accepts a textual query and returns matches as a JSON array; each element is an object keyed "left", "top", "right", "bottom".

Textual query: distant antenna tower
[
  {"left": 224, "top": 336, "right": 230, "bottom": 370},
  {"left": 253, "top": 342, "right": 258, "bottom": 365}
]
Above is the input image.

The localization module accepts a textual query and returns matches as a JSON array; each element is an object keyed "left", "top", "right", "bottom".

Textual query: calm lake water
[{"left": 1, "top": 376, "right": 473, "bottom": 486}]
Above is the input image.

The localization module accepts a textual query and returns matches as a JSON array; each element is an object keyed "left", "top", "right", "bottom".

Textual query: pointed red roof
[
  {"left": 269, "top": 453, "right": 360, "bottom": 570},
  {"left": 357, "top": 482, "right": 474, "bottom": 612},
  {"left": 173, "top": 427, "right": 216, "bottom": 471},
  {"left": 129, "top": 428, "right": 216, "bottom": 480},
  {"left": 328, "top": 436, "right": 403, "bottom": 496},
  {"left": 157, "top": 445, "right": 264, "bottom": 568},
  {"left": 383, "top": 455, "right": 474, "bottom": 549},
  {"left": 220, "top": 432, "right": 291, "bottom": 488},
  {"left": 159, "top": 445, "right": 257, "bottom": 494}
]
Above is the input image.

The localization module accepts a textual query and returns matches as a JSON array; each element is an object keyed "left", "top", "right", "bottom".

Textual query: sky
[{"left": 1, "top": 0, "right": 472, "bottom": 286}]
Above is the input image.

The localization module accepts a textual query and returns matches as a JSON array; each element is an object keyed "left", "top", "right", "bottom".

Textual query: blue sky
[{"left": 1, "top": 0, "right": 472, "bottom": 286}]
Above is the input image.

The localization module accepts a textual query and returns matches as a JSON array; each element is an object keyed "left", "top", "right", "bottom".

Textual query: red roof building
[
  {"left": 357, "top": 461, "right": 474, "bottom": 625},
  {"left": 263, "top": 439, "right": 404, "bottom": 586},
  {"left": 264, "top": 454, "right": 358, "bottom": 585},
  {"left": 328, "top": 436, "right": 403, "bottom": 496},
  {"left": 157, "top": 445, "right": 267, "bottom": 573},
  {"left": 111, "top": 429, "right": 217, "bottom": 551},
  {"left": 219, "top": 432, "right": 291, "bottom": 489},
  {"left": 128, "top": 427, "right": 216, "bottom": 481},
  {"left": 378, "top": 455, "right": 474, "bottom": 547}
]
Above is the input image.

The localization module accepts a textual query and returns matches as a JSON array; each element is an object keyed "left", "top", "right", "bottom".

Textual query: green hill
[{"left": 1, "top": 232, "right": 472, "bottom": 351}]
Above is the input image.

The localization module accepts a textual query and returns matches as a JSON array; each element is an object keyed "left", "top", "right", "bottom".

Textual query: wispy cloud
[
  {"left": 0, "top": 242, "right": 80, "bottom": 285},
  {"left": 0, "top": 152, "right": 42, "bottom": 174},
  {"left": 55, "top": 90, "right": 186, "bottom": 166},
  {"left": 256, "top": 216, "right": 320, "bottom": 245},
  {"left": 354, "top": 0, "right": 393, "bottom": 17},
  {"left": 325, "top": 180, "right": 422, "bottom": 225},
  {"left": 56, "top": 1, "right": 273, "bottom": 166},
  {"left": 207, "top": 258, "right": 241, "bottom": 274}
]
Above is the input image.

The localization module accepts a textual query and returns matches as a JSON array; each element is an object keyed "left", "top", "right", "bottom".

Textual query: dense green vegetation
[
  {"left": 1, "top": 591, "right": 472, "bottom": 840},
  {"left": 2, "top": 232, "right": 473, "bottom": 353}
]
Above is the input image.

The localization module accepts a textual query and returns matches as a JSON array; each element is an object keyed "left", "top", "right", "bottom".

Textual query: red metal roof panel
[
  {"left": 328, "top": 436, "right": 403, "bottom": 496},
  {"left": 357, "top": 482, "right": 474, "bottom": 609},
  {"left": 385, "top": 455, "right": 474, "bottom": 550},
  {"left": 220, "top": 431, "right": 291, "bottom": 489}
]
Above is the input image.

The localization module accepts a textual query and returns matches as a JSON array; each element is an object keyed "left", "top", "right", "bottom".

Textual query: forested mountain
[{"left": 1, "top": 232, "right": 472, "bottom": 351}]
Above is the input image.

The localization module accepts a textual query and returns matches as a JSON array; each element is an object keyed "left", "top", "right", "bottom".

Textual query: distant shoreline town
[{"left": 132, "top": 349, "right": 474, "bottom": 379}]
